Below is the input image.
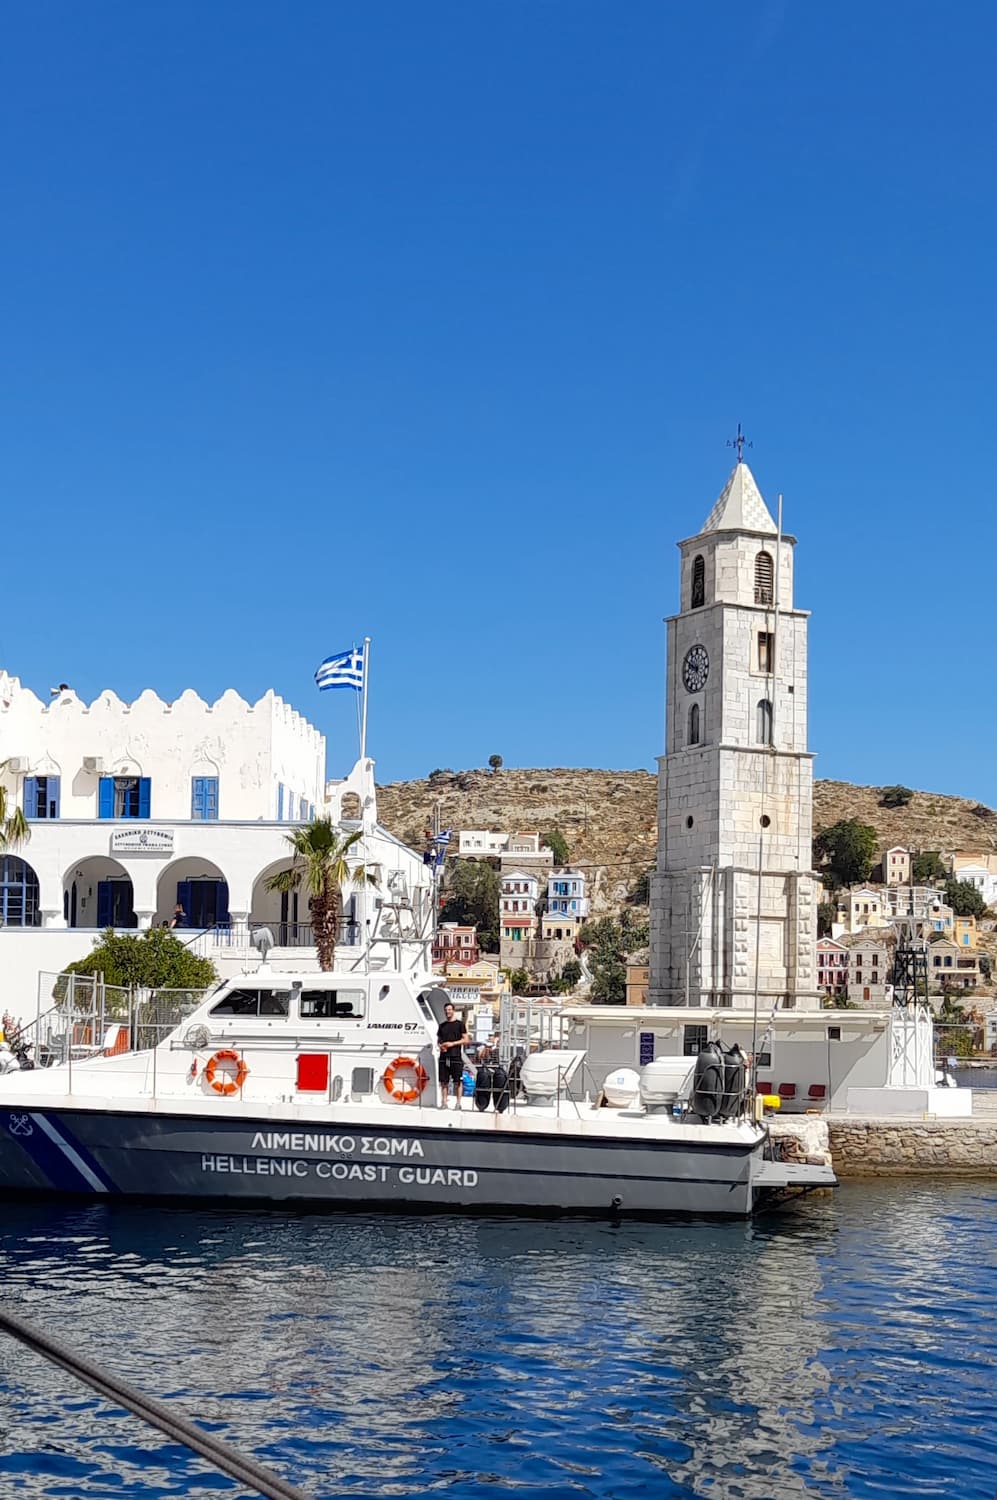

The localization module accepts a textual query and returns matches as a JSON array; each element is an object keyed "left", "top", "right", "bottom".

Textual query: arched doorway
[
  {"left": 0, "top": 856, "right": 41, "bottom": 927},
  {"left": 64, "top": 858, "right": 135, "bottom": 929},
  {"left": 155, "top": 858, "right": 230, "bottom": 931}
]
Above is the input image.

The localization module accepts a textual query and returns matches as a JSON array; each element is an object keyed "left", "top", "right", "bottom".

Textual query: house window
[
  {"left": 98, "top": 776, "right": 151, "bottom": 819},
  {"left": 755, "top": 698, "right": 773, "bottom": 745},
  {"left": 691, "top": 554, "right": 705, "bottom": 609},
  {"left": 688, "top": 702, "right": 701, "bottom": 746},
  {"left": 754, "top": 551, "right": 774, "bottom": 605},
  {"left": 277, "top": 783, "right": 285, "bottom": 820},
  {"left": 757, "top": 632, "right": 774, "bottom": 673},
  {"left": 191, "top": 777, "right": 219, "bottom": 821},
  {"left": 24, "top": 775, "right": 60, "bottom": 819},
  {"left": 0, "top": 856, "right": 40, "bottom": 927},
  {"left": 683, "top": 1024, "right": 708, "bottom": 1057}
]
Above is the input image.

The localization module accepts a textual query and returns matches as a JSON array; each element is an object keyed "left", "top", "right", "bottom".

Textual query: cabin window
[
  {"left": 754, "top": 551, "right": 774, "bottom": 605},
  {"left": 691, "top": 554, "right": 705, "bottom": 608},
  {"left": 352, "top": 1067, "right": 375, "bottom": 1094},
  {"left": 682, "top": 1024, "right": 709, "bottom": 1056},
  {"left": 299, "top": 988, "right": 366, "bottom": 1018},
  {"left": 210, "top": 988, "right": 291, "bottom": 1017}
]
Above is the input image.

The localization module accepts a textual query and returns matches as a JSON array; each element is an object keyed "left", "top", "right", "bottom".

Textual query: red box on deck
[{"left": 296, "top": 1053, "right": 330, "bottom": 1092}]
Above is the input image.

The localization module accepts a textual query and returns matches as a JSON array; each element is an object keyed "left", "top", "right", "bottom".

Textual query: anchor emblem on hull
[{"left": 8, "top": 1114, "right": 33, "bottom": 1137}]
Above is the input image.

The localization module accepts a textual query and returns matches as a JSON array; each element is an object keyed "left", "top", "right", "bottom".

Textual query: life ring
[
  {"left": 383, "top": 1055, "right": 428, "bottom": 1104},
  {"left": 205, "top": 1049, "right": 249, "bottom": 1096}
]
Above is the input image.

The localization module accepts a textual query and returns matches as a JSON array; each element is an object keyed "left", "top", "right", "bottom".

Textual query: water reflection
[{"left": 0, "top": 1185, "right": 993, "bottom": 1498}]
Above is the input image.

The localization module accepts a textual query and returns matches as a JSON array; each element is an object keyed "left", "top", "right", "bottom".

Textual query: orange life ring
[
  {"left": 205, "top": 1049, "right": 249, "bottom": 1096},
  {"left": 383, "top": 1055, "right": 428, "bottom": 1103}
]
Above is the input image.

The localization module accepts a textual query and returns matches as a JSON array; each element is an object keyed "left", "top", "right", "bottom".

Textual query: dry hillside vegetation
[{"left": 376, "top": 769, "right": 997, "bottom": 915}]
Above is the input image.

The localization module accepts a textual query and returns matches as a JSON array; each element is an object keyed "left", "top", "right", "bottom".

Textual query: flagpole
[{"left": 359, "top": 637, "right": 371, "bottom": 761}]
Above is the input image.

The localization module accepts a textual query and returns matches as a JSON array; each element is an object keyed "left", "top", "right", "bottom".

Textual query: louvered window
[
  {"left": 691, "top": 554, "right": 705, "bottom": 608},
  {"left": 754, "top": 551, "right": 774, "bottom": 604}
]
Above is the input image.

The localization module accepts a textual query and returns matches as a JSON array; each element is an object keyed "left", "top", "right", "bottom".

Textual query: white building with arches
[{"left": 0, "top": 670, "right": 432, "bottom": 1009}]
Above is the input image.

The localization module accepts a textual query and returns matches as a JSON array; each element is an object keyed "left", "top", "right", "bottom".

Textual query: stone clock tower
[{"left": 648, "top": 457, "right": 819, "bottom": 1012}]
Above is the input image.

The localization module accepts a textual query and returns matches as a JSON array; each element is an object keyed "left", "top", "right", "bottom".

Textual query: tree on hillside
[
  {"left": 488, "top": 754, "right": 503, "bottom": 773},
  {"left": 912, "top": 850, "right": 946, "bottom": 884},
  {"left": 944, "top": 877, "right": 987, "bottom": 919},
  {"left": 817, "top": 902, "right": 836, "bottom": 937},
  {"left": 439, "top": 858, "right": 501, "bottom": 952},
  {"left": 542, "top": 827, "right": 570, "bottom": 865},
  {"left": 0, "top": 764, "right": 29, "bottom": 854},
  {"left": 879, "top": 785, "right": 914, "bottom": 808},
  {"left": 266, "top": 821, "right": 378, "bottom": 970},
  {"left": 813, "top": 820, "right": 878, "bottom": 888},
  {"left": 628, "top": 866, "right": 653, "bottom": 906},
  {"left": 580, "top": 912, "right": 647, "bottom": 1005},
  {"left": 59, "top": 928, "right": 217, "bottom": 997}
]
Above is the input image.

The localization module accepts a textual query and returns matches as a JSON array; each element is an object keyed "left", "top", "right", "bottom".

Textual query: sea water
[{"left": 0, "top": 1179, "right": 993, "bottom": 1498}]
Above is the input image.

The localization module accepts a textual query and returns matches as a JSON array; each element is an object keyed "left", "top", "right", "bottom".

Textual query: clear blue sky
[{"left": 3, "top": 3, "right": 995, "bottom": 795}]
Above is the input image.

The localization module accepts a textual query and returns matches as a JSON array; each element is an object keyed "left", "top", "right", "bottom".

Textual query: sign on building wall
[
  {"left": 639, "top": 1031, "right": 656, "bottom": 1065},
  {"left": 109, "top": 828, "right": 175, "bottom": 855}
]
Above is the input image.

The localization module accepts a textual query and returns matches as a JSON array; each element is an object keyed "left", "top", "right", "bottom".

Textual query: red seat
[
  {"left": 807, "top": 1084, "right": 827, "bottom": 1101},
  {"left": 756, "top": 1080, "right": 772, "bottom": 1094},
  {"left": 777, "top": 1083, "right": 797, "bottom": 1100}
]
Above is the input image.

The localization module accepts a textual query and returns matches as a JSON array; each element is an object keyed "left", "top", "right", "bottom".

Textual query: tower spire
[{"left": 727, "top": 422, "right": 752, "bottom": 464}]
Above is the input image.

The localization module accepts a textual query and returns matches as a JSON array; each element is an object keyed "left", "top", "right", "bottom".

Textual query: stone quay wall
[{"left": 827, "top": 1118, "right": 997, "bottom": 1176}]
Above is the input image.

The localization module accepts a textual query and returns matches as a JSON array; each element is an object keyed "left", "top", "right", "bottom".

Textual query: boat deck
[{"left": 754, "top": 1159, "right": 837, "bottom": 1189}]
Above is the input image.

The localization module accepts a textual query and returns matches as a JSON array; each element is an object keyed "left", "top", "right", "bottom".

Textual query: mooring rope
[{"left": 0, "top": 1304, "right": 311, "bottom": 1500}]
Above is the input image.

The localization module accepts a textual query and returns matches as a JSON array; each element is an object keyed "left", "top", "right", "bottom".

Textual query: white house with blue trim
[
  {"left": 546, "top": 869, "right": 590, "bottom": 920},
  {"left": 0, "top": 669, "right": 431, "bottom": 1010}
]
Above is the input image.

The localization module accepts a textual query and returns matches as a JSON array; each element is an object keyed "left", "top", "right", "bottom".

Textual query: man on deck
[{"left": 437, "top": 1002, "right": 469, "bottom": 1108}]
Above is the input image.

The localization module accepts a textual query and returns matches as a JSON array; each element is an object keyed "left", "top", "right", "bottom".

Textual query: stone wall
[{"left": 828, "top": 1118, "right": 997, "bottom": 1175}]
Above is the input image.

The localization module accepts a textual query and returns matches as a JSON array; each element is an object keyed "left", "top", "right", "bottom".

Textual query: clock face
[{"left": 682, "top": 644, "right": 709, "bottom": 693}]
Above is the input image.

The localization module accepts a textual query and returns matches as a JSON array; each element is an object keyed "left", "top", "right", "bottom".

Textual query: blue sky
[{"left": 3, "top": 2, "right": 995, "bottom": 795}]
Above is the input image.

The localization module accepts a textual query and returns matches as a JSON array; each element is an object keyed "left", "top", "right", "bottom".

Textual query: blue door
[
  {"left": 182, "top": 880, "right": 230, "bottom": 929},
  {"left": 97, "top": 880, "right": 134, "bottom": 928}
]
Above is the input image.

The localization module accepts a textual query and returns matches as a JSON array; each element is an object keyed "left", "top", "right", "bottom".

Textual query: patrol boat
[{"left": 0, "top": 941, "right": 832, "bottom": 1219}]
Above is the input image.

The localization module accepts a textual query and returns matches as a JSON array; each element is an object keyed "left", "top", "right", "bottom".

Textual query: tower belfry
[{"left": 648, "top": 457, "right": 819, "bottom": 1011}]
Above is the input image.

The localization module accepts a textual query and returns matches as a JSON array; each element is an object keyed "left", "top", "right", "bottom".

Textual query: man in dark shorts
[{"left": 437, "top": 1002, "right": 469, "bottom": 1108}]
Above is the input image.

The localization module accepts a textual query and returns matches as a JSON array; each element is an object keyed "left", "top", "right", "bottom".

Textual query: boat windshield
[{"left": 209, "top": 988, "right": 292, "bottom": 1017}]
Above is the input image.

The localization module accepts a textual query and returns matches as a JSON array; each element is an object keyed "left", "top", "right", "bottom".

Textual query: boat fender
[
  {"left": 474, "top": 1064, "right": 493, "bottom": 1111},
  {"left": 490, "top": 1064, "right": 510, "bottom": 1114},
  {"left": 691, "top": 1043, "right": 725, "bottom": 1122}
]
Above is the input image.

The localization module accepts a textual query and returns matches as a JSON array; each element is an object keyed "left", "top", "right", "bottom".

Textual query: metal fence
[{"left": 10, "top": 973, "right": 209, "bottom": 1067}]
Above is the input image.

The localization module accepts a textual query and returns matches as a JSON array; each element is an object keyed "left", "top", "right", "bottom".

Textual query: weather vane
[{"left": 727, "top": 423, "right": 752, "bottom": 463}]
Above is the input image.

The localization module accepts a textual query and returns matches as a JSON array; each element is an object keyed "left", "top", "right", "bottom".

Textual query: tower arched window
[
  {"left": 754, "top": 551, "right": 774, "bottom": 605},
  {"left": 688, "top": 702, "right": 700, "bottom": 746},
  {"left": 691, "top": 554, "right": 705, "bottom": 609},
  {"left": 756, "top": 697, "right": 773, "bottom": 745}
]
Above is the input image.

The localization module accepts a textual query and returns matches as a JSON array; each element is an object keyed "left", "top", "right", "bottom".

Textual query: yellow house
[{"left": 953, "top": 914, "right": 978, "bottom": 950}]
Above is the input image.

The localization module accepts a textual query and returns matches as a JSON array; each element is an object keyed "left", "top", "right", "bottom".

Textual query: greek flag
[
  {"left": 315, "top": 646, "right": 364, "bottom": 692},
  {"left": 433, "top": 830, "right": 452, "bottom": 847}
]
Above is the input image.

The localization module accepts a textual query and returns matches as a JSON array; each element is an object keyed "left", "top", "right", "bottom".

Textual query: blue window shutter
[
  {"left": 48, "top": 776, "right": 60, "bottom": 818},
  {"left": 206, "top": 777, "right": 218, "bottom": 819},
  {"left": 217, "top": 881, "right": 230, "bottom": 925},
  {"left": 23, "top": 777, "right": 37, "bottom": 818},
  {"left": 191, "top": 778, "right": 204, "bottom": 819},
  {"left": 98, "top": 777, "right": 114, "bottom": 819},
  {"left": 277, "top": 783, "right": 284, "bottom": 820},
  {"left": 96, "top": 881, "right": 113, "bottom": 927},
  {"left": 175, "top": 880, "right": 192, "bottom": 923},
  {"left": 138, "top": 778, "right": 151, "bottom": 818}
]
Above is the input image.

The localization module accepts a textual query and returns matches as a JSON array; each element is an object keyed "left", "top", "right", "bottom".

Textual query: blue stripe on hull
[{"left": 0, "top": 1111, "right": 115, "bottom": 1194}]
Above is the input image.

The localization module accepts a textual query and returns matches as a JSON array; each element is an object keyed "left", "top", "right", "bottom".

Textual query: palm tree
[
  {"left": 0, "top": 764, "right": 29, "bottom": 854},
  {"left": 265, "top": 821, "right": 377, "bottom": 970}
]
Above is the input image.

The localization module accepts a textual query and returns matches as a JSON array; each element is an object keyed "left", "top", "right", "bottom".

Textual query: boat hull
[{"left": 0, "top": 1106, "right": 761, "bottom": 1218}]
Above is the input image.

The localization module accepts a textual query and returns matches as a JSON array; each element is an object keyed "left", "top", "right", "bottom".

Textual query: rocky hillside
[{"left": 376, "top": 768, "right": 997, "bottom": 913}]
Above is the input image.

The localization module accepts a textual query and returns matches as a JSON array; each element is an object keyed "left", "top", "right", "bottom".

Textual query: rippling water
[{"left": 0, "top": 1182, "right": 994, "bottom": 1498}]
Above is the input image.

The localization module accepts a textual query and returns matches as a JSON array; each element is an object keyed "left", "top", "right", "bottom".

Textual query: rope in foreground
[{"left": 0, "top": 1303, "right": 311, "bottom": 1500}]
